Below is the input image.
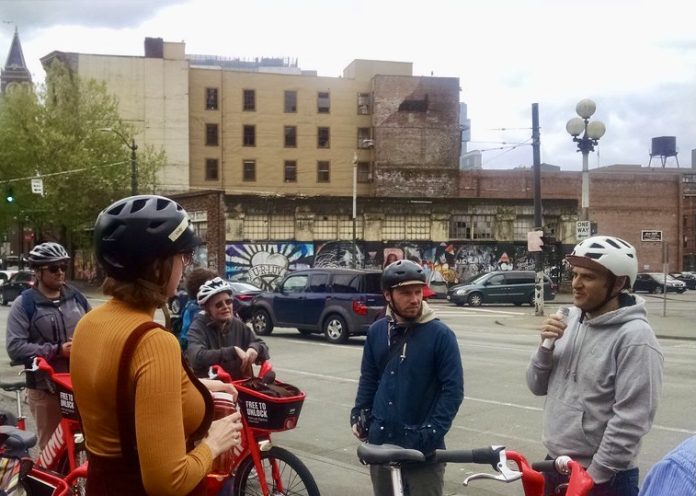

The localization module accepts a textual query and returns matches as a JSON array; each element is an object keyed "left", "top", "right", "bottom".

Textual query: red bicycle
[
  {"left": 0, "top": 357, "right": 88, "bottom": 495},
  {"left": 206, "top": 363, "right": 320, "bottom": 496},
  {"left": 357, "top": 443, "right": 594, "bottom": 496}
]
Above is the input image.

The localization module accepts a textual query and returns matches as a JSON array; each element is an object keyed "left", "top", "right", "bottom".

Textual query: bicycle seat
[
  {"left": 0, "top": 425, "right": 37, "bottom": 457},
  {"left": 357, "top": 443, "right": 426, "bottom": 465},
  {"left": 0, "top": 379, "right": 25, "bottom": 392}
]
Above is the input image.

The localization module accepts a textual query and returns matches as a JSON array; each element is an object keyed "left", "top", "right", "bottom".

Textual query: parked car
[
  {"left": 446, "top": 270, "right": 556, "bottom": 307},
  {"left": 0, "top": 270, "right": 35, "bottom": 305},
  {"left": 633, "top": 272, "right": 686, "bottom": 294},
  {"left": 251, "top": 268, "right": 385, "bottom": 344},
  {"left": 670, "top": 272, "right": 696, "bottom": 290},
  {"left": 168, "top": 280, "right": 262, "bottom": 323},
  {"left": 0, "top": 269, "right": 18, "bottom": 286}
]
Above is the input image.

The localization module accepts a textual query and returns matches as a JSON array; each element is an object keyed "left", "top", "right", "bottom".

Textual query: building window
[
  {"left": 243, "top": 214, "right": 268, "bottom": 240},
  {"left": 243, "top": 89, "right": 256, "bottom": 111},
  {"left": 357, "top": 93, "right": 370, "bottom": 114},
  {"left": 317, "top": 91, "right": 330, "bottom": 113},
  {"left": 189, "top": 210, "right": 208, "bottom": 241},
  {"left": 205, "top": 88, "right": 218, "bottom": 110},
  {"left": 383, "top": 216, "right": 406, "bottom": 240},
  {"left": 406, "top": 216, "right": 431, "bottom": 240},
  {"left": 243, "top": 160, "right": 256, "bottom": 182},
  {"left": 269, "top": 215, "right": 295, "bottom": 240},
  {"left": 357, "top": 128, "right": 372, "bottom": 148},
  {"left": 205, "top": 158, "right": 219, "bottom": 181},
  {"left": 357, "top": 162, "right": 372, "bottom": 183},
  {"left": 205, "top": 124, "right": 219, "bottom": 146},
  {"left": 399, "top": 94, "right": 429, "bottom": 112},
  {"left": 284, "top": 160, "right": 297, "bottom": 182},
  {"left": 317, "top": 161, "right": 330, "bottom": 183},
  {"left": 512, "top": 217, "right": 534, "bottom": 241},
  {"left": 450, "top": 214, "right": 496, "bottom": 240},
  {"left": 317, "top": 127, "right": 330, "bottom": 148},
  {"left": 284, "top": 90, "right": 297, "bottom": 113},
  {"left": 243, "top": 125, "right": 255, "bottom": 147},
  {"left": 284, "top": 126, "right": 297, "bottom": 148},
  {"left": 314, "top": 215, "right": 338, "bottom": 239}
]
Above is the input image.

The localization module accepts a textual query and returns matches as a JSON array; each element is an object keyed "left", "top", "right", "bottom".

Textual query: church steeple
[{"left": 1, "top": 27, "right": 33, "bottom": 93}]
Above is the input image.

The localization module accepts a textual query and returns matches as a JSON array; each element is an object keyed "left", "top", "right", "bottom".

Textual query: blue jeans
[{"left": 544, "top": 464, "right": 639, "bottom": 496}]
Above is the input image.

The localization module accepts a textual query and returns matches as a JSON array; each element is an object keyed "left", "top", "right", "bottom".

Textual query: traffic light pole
[{"left": 532, "top": 103, "right": 544, "bottom": 316}]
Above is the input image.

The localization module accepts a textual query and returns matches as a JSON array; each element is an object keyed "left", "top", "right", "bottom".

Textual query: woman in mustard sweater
[{"left": 71, "top": 195, "right": 242, "bottom": 496}]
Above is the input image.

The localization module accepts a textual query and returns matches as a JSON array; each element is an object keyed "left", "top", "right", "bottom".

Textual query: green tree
[{"left": 0, "top": 60, "right": 165, "bottom": 249}]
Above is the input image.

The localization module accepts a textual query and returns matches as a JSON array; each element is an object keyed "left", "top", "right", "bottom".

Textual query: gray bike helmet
[
  {"left": 382, "top": 260, "right": 427, "bottom": 290},
  {"left": 94, "top": 195, "right": 200, "bottom": 281},
  {"left": 197, "top": 277, "right": 233, "bottom": 305},
  {"left": 26, "top": 242, "right": 70, "bottom": 266}
]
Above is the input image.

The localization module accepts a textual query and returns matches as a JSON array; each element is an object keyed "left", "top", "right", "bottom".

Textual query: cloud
[{"left": 0, "top": 0, "right": 187, "bottom": 33}]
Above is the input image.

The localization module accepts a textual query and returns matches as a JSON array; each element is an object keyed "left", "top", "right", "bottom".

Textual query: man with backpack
[
  {"left": 351, "top": 260, "right": 464, "bottom": 496},
  {"left": 5, "top": 242, "right": 90, "bottom": 449}
]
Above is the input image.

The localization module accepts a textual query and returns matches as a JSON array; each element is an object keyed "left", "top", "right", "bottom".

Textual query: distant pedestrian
[
  {"left": 527, "top": 235, "right": 663, "bottom": 496},
  {"left": 5, "top": 242, "right": 90, "bottom": 449},
  {"left": 351, "top": 260, "right": 463, "bottom": 496}
]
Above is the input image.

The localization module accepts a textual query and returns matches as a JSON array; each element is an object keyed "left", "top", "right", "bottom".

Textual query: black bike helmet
[
  {"left": 26, "top": 242, "right": 70, "bottom": 266},
  {"left": 94, "top": 195, "right": 201, "bottom": 281},
  {"left": 382, "top": 260, "right": 427, "bottom": 290}
]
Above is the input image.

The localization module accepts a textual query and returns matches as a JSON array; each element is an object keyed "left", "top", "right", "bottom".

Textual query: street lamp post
[
  {"left": 566, "top": 99, "right": 605, "bottom": 221},
  {"left": 352, "top": 152, "right": 358, "bottom": 269},
  {"left": 100, "top": 128, "right": 138, "bottom": 195}
]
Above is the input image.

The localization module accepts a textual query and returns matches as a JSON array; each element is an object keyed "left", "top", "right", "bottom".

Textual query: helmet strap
[
  {"left": 386, "top": 289, "right": 422, "bottom": 325},
  {"left": 583, "top": 274, "right": 624, "bottom": 317}
]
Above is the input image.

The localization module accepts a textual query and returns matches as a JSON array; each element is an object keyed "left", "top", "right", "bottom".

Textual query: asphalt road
[{"left": 0, "top": 293, "right": 694, "bottom": 496}]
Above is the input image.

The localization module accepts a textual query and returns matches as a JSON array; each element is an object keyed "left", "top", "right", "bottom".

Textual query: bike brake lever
[
  {"left": 21, "top": 357, "right": 40, "bottom": 374},
  {"left": 463, "top": 449, "right": 523, "bottom": 485},
  {"left": 463, "top": 469, "right": 522, "bottom": 485}
]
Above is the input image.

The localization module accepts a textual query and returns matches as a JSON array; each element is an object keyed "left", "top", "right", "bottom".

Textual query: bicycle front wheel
[{"left": 230, "top": 446, "right": 320, "bottom": 496}]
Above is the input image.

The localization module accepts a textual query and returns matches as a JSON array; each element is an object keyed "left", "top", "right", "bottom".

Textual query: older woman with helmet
[
  {"left": 5, "top": 241, "right": 90, "bottom": 449},
  {"left": 527, "top": 235, "right": 664, "bottom": 496},
  {"left": 185, "top": 277, "right": 269, "bottom": 380},
  {"left": 70, "top": 195, "right": 242, "bottom": 496}
]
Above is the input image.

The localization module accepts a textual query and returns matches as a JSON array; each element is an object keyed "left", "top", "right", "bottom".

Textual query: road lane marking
[{"left": 277, "top": 367, "right": 696, "bottom": 435}]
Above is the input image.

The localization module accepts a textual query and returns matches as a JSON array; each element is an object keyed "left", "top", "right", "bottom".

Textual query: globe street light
[
  {"left": 100, "top": 128, "right": 138, "bottom": 195},
  {"left": 566, "top": 99, "right": 605, "bottom": 221}
]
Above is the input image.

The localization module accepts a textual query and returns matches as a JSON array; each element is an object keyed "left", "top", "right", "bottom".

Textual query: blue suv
[{"left": 251, "top": 268, "right": 385, "bottom": 344}]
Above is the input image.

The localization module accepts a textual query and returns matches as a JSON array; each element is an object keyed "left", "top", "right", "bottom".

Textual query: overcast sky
[{"left": 1, "top": 0, "right": 694, "bottom": 170}]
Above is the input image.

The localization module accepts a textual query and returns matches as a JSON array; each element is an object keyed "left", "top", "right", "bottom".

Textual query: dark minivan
[
  {"left": 447, "top": 270, "right": 556, "bottom": 307},
  {"left": 251, "top": 268, "right": 385, "bottom": 343}
]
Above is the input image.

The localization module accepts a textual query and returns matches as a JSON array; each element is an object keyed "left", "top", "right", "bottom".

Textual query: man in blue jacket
[{"left": 351, "top": 260, "right": 464, "bottom": 496}]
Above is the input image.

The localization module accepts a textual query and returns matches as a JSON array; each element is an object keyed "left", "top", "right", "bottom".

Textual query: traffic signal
[{"left": 5, "top": 186, "right": 14, "bottom": 203}]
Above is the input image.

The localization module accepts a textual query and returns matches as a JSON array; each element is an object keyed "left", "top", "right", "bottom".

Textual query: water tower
[{"left": 648, "top": 136, "right": 679, "bottom": 168}]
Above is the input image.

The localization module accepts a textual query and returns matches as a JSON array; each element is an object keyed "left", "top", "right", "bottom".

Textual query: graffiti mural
[
  {"left": 225, "top": 239, "right": 570, "bottom": 291},
  {"left": 226, "top": 243, "right": 314, "bottom": 290}
]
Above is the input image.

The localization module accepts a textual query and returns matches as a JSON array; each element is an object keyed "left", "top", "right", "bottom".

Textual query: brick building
[{"left": 34, "top": 37, "right": 687, "bottom": 287}]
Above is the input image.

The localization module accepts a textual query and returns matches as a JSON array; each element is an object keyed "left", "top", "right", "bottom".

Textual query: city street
[{"left": 0, "top": 292, "right": 694, "bottom": 495}]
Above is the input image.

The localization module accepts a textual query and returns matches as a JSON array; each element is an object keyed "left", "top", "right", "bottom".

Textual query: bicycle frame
[{"left": 206, "top": 364, "right": 293, "bottom": 496}]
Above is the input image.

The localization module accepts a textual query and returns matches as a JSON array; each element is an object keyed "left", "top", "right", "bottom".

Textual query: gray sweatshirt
[{"left": 526, "top": 295, "right": 663, "bottom": 483}]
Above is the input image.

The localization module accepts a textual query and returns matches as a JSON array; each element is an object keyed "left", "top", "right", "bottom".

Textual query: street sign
[
  {"left": 576, "top": 220, "right": 591, "bottom": 240},
  {"left": 31, "top": 177, "right": 44, "bottom": 196},
  {"left": 641, "top": 230, "right": 663, "bottom": 242}
]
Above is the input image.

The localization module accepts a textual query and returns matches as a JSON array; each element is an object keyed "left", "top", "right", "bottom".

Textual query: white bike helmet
[
  {"left": 197, "top": 277, "right": 233, "bottom": 305},
  {"left": 566, "top": 235, "right": 638, "bottom": 287}
]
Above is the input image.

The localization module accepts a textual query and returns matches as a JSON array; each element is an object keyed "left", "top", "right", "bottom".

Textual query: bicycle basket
[
  {"left": 234, "top": 378, "right": 305, "bottom": 432},
  {"left": 53, "top": 373, "right": 80, "bottom": 421}
]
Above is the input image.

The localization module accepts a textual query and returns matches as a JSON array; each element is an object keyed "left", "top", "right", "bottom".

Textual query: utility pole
[
  {"left": 532, "top": 103, "right": 544, "bottom": 316},
  {"left": 129, "top": 138, "right": 138, "bottom": 195}
]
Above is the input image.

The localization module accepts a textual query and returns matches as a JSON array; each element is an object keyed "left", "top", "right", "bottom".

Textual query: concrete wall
[{"left": 76, "top": 53, "right": 190, "bottom": 193}]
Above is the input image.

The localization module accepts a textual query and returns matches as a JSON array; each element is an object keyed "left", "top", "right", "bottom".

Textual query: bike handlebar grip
[
  {"left": 434, "top": 447, "right": 499, "bottom": 465},
  {"left": 531, "top": 460, "right": 558, "bottom": 473}
]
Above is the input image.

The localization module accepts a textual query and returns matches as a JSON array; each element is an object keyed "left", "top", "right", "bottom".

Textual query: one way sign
[{"left": 576, "top": 221, "right": 591, "bottom": 240}]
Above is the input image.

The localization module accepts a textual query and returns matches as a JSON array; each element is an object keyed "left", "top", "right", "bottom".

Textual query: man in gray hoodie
[{"left": 527, "top": 235, "right": 663, "bottom": 496}]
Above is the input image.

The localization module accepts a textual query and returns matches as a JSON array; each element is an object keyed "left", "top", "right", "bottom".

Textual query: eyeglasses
[
  {"left": 181, "top": 251, "right": 194, "bottom": 267},
  {"left": 44, "top": 264, "right": 68, "bottom": 274},
  {"left": 214, "top": 298, "right": 234, "bottom": 310}
]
